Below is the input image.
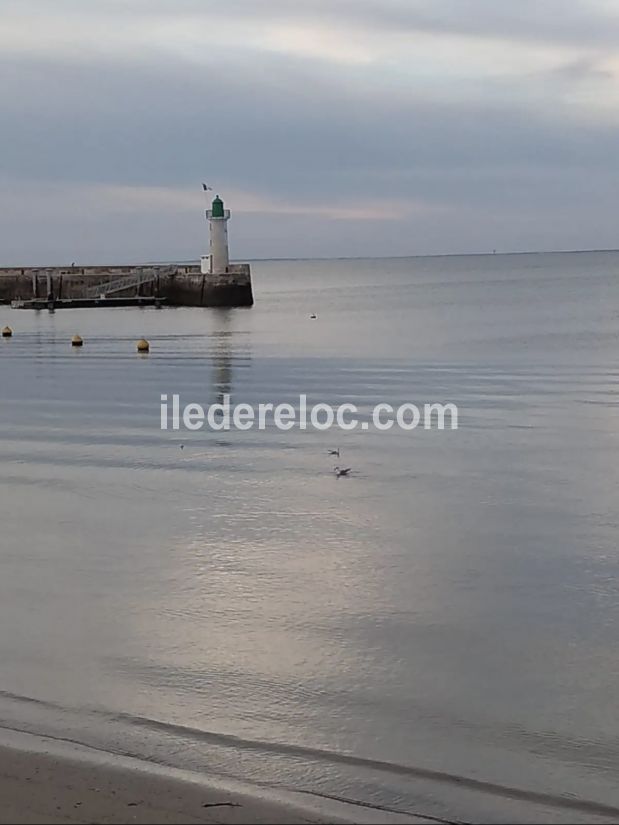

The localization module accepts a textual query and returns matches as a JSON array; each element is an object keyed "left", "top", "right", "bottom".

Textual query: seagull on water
[
  {"left": 328, "top": 448, "right": 340, "bottom": 457},
  {"left": 334, "top": 466, "right": 351, "bottom": 477}
]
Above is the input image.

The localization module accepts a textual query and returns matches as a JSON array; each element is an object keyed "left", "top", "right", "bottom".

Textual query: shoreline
[{"left": 0, "top": 728, "right": 426, "bottom": 825}]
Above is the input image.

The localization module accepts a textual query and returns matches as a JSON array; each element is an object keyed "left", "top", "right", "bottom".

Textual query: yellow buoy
[
  {"left": 2, "top": 326, "right": 12, "bottom": 338},
  {"left": 71, "top": 334, "right": 83, "bottom": 347},
  {"left": 137, "top": 338, "right": 150, "bottom": 353}
]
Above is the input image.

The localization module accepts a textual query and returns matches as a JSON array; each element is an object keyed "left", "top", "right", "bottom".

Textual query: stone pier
[{"left": 0, "top": 263, "right": 253, "bottom": 307}]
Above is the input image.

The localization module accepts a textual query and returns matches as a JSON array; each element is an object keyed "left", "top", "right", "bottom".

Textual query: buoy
[
  {"left": 137, "top": 338, "right": 150, "bottom": 353},
  {"left": 2, "top": 326, "right": 12, "bottom": 338},
  {"left": 71, "top": 335, "right": 83, "bottom": 347}
]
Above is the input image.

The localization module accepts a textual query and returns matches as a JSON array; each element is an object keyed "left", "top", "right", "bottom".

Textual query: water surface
[{"left": 1, "top": 252, "right": 619, "bottom": 822}]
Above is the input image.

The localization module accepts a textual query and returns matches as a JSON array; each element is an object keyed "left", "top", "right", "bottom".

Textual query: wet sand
[
  {"left": 0, "top": 730, "right": 428, "bottom": 824},
  {"left": 0, "top": 734, "right": 334, "bottom": 825},
  {"left": 0, "top": 748, "right": 306, "bottom": 824}
]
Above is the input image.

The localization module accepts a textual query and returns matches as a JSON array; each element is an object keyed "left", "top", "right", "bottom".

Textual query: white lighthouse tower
[{"left": 201, "top": 195, "right": 231, "bottom": 275}]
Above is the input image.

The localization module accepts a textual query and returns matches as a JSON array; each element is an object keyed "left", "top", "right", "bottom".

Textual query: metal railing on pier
[{"left": 83, "top": 266, "right": 177, "bottom": 299}]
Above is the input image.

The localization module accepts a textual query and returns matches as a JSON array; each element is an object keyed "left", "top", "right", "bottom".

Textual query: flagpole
[{"left": 201, "top": 182, "right": 213, "bottom": 205}]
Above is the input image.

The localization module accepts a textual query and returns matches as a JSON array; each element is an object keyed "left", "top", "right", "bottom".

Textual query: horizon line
[
  {"left": 242, "top": 246, "right": 619, "bottom": 263},
  {"left": 4, "top": 246, "right": 619, "bottom": 269}
]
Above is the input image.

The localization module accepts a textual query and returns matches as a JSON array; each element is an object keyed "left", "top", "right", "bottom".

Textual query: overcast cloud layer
[{"left": 2, "top": 0, "right": 619, "bottom": 263}]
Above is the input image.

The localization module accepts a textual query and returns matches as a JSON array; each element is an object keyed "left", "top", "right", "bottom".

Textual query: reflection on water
[
  {"left": 211, "top": 309, "right": 234, "bottom": 404},
  {"left": 2, "top": 253, "right": 619, "bottom": 822}
]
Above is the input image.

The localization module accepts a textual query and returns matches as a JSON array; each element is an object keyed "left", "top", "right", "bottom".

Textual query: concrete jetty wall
[{"left": 0, "top": 263, "right": 253, "bottom": 307}]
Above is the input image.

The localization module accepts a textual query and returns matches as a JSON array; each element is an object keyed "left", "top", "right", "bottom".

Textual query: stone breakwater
[{"left": 0, "top": 263, "right": 253, "bottom": 307}]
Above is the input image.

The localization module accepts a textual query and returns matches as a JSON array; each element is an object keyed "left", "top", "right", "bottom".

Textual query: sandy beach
[
  {"left": 0, "top": 729, "right": 430, "bottom": 825},
  {"left": 0, "top": 731, "right": 339, "bottom": 825},
  {"left": 0, "top": 745, "right": 307, "bottom": 824}
]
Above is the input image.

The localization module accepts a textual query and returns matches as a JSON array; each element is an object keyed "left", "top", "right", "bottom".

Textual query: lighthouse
[
  {"left": 202, "top": 195, "right": 231, "bottom": 275},
  {"left": 195, "top": 191, "right": 253, "bottom": 306}
]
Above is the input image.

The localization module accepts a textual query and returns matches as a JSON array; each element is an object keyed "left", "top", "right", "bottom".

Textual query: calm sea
[{"left": 1, "top": 252, "right": 619, "bottom": 823}]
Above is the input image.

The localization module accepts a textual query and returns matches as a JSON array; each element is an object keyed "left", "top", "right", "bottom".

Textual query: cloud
[
  {"left": 5, "top": 0, "right": 619, "bottom": 56},
  {"left": 91, "top": 183, "right": 421, "bottom": 221},
  {"left": 1, "top": 0, "right": 619, "bottom": 259}
]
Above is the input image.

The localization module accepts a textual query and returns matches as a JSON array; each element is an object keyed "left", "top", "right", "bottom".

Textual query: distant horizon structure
[{"left": 202, "top": 194, "right": 231, "bottom": 275}]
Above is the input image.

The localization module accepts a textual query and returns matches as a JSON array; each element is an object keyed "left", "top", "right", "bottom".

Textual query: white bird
[{"left": 334, "top": 466, "right": 351, "bottom": 477}]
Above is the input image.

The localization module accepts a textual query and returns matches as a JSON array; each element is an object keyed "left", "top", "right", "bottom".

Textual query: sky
[{"left": 2, "top": 0, "right": 619, "bottom": 263}]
